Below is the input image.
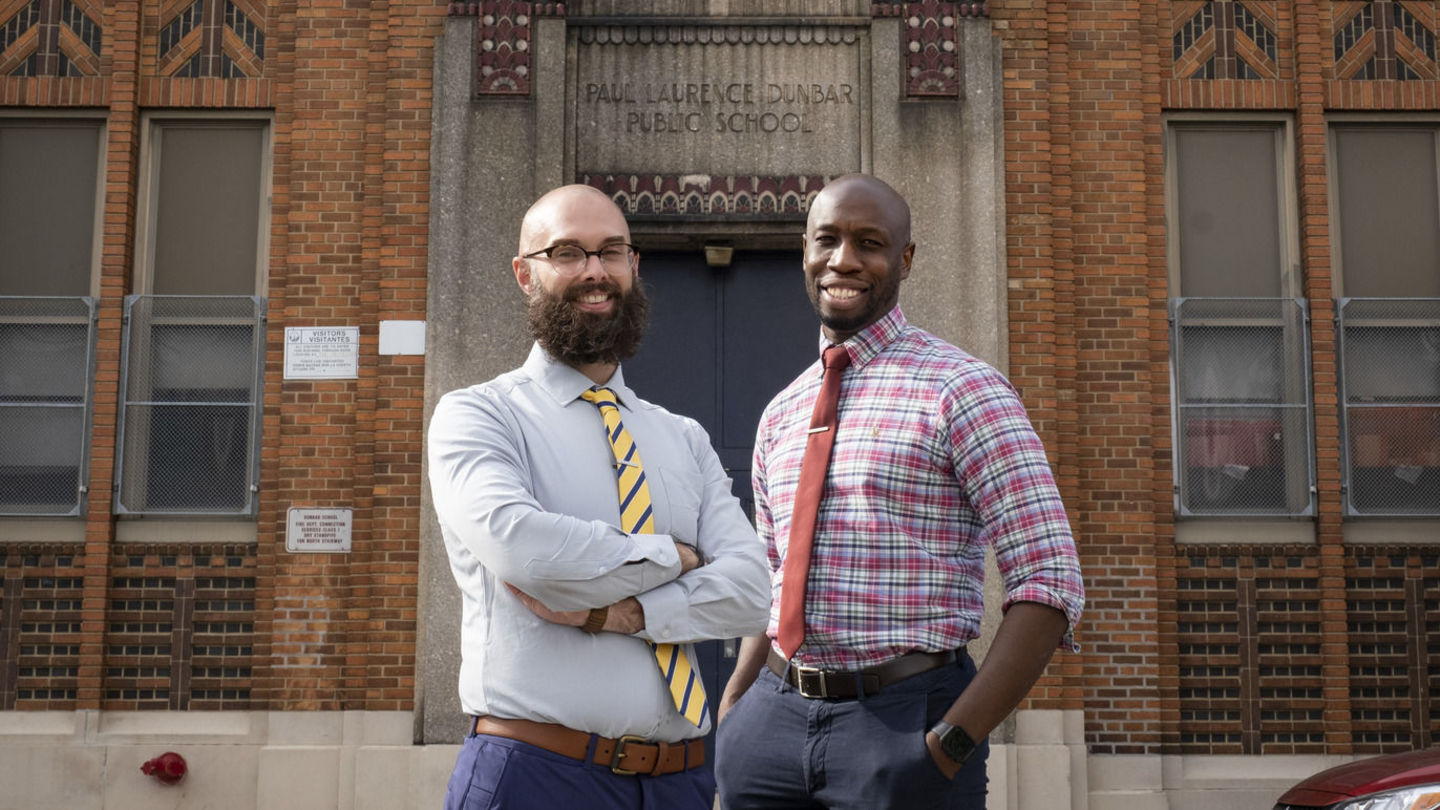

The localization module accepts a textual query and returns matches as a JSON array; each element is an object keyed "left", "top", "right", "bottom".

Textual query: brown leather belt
[
  {"left": 470, "top": 716, "right": 705, "bottom": 776},
  {"left": 767, "top": 648, "right": 960, "bottom": 699}
]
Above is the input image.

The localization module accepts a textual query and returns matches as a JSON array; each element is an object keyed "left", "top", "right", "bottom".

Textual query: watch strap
[
  {"left": 929, "top": 720, "right": 978, "bottom": 766},
  {"left": 580, "top": 606, "right": 608, "bottom": 633}
]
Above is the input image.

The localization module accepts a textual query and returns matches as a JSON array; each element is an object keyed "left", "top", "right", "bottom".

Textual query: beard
[
  {"left": 526, "top": 276, "right": 650, "bottom": 367},
  {"left": 809, "top": 268, "right": 903, "bottom": 338}
]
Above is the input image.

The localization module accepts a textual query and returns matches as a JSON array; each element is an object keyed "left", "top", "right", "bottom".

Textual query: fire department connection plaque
[{"left": 286, "top": 507, "right": 353, "bottom": 553}]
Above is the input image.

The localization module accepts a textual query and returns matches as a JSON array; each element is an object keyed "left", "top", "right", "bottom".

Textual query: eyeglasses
[{"left": 522, "top": 243, "right": 638, "bottom": 276}]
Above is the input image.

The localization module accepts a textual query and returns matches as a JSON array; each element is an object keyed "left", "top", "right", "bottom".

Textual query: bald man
[
  {"left": 714, "top": 175, "right": 1085, "bottom": 809},
  {"left": 429, "top": 185, "right": 770, "bottom": 809}
]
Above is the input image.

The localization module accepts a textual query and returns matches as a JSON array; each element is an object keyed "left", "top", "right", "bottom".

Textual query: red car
[{"left": 1274, "top": 749, "right": 1440, "bottom": 810}]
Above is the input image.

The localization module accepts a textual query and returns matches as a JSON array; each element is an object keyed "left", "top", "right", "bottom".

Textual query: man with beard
[
  {"left": 713, "top": 175, "right": 1084, "bottom": 809},
  {"left": 429, "top": 184, "right": 770, "bottom": 810}
]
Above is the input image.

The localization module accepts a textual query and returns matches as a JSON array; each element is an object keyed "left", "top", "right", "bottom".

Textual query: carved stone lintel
[{"left": 580, "top": 174, "right": 831, "bottom": 219}]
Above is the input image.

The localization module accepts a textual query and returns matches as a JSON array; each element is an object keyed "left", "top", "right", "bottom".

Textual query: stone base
[{"left": 0, "top": 709, "right": 1343, "bottom": 809}]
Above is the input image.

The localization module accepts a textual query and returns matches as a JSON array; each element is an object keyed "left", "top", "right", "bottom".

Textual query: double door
[
  {"left": 624, "top": 250, "right": 817, "bottom": 514},
  {"left": 622, "top": 250, "right": 816, "bottom": 753}
]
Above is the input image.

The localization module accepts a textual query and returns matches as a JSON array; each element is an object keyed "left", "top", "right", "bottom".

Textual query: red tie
[{"left": 777, "top": 345, "right": 851, "bottom": 661}]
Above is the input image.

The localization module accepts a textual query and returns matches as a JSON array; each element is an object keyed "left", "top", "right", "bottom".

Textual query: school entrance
[{"left": 622, "top": 249, "right": 816, "bottom": 760}]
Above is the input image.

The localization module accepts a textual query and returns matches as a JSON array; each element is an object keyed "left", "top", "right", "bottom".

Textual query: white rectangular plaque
[
  {"left": 284, "top": 326, "right": 360, "bottom": 379},
  {"left": 286, "top": 507, "right": 353, "bottom": 553},
  {"left": 379, "top": 320, "right": 426, "bottom": 355}
]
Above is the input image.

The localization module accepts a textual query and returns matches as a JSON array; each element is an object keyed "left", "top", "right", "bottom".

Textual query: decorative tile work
[
  {"left": 475, "top": 1, "right": 536, "bottom": 97},
  {"left": 0, "top": 1, "right": 41, "bottom": 56},
  {"left": 1172, "top": 1, "right": 1279, "bottom": 81},
  {"left": 1233, "top": 3, "right": 1278, "bottom": 78},
  {"left": 0, "top": 0, "right": 102, "bottom": 77},
  {"left": 104, "top": 546, "right": 254, "bottom": 711},
  {"left": 872, "top": 1, "right": 987, "bottom": 18},
  {"left": 60, "top": 0, "right": 98, "bottom": 54},
  {"left": 1173, "top": 2, "right": 1215, "bottom": 75},
  {"left": 157, "top": 0, "right": 200, "bottom": 60},
  {"left": 579, "top": 174, "right": 830, "bottom": 219},
  {"left": 1174, "top": 545, "right": 1440, "bottom": 754},
  {"left": 157, "top": 0, "right": 264, "bottom": 79},
  {"left": 225, "top": 0, "right": 263, "bottom": 60},
  {"left": 1174, "top": 547, "right": 1325, "bottom": 754},
  {"left": 1253, "top": 558, "right": 1325, "bottom": 752},
  {"left": 105, "top": 568, "right": 177, "bottom": 709},
  {"left": 0, "top": 546, "right": 84, "bottom": 710},
  {"left": 1334, "top": 1, "right": 1438, "bottom": 81},
  {"left": 0, "top": 0, "right": 42, "bottom": 77},
  {"left": 188, "top": 566, "right": 255, "bottom": 709},
  {"left": 902, "top": 1, "right": 961, "bottom": 98},
  {"left": 1345, "top": 548, "right": 1440, "bottom": 751}
]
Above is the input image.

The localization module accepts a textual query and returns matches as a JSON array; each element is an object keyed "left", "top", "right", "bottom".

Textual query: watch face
[{"left": 939, "top": 726, "right": 976, "bottom": 764}]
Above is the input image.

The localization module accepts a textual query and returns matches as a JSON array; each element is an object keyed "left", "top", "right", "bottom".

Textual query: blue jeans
[
  {"left": 443, "top": 730, "right": 716, "bottom": 810},
  {"left": 714, "top": 653, "right": 987, "bottom": 810}
]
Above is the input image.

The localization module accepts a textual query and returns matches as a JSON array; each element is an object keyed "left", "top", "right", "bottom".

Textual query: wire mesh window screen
[
  {"left": 1172, "top": 298, "right": 1315, "bottom": 516},
  {"left": 116, "top": 295, "right": 264, "bottom": 515},
  {"left": 1339, "top": 298, "right": 1440, "bottom": 517},
  {"left": 0, "top": 297, "right": 97, "bottom": 516}
]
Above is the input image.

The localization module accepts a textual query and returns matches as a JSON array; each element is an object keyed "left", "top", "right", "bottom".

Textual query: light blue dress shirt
[{"left": 429, "top": 343, "right": 771, "bottom": 741}]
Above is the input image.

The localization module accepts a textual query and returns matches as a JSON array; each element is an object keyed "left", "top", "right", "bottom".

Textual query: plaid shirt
[{"left": 753, "top": 306, "right": 1084, "bottom": 669}]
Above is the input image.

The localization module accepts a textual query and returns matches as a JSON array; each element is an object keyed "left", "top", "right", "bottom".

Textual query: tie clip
[
  {"left": 614, "top": 459, "right": 641, "bottom": 468},
  {"left": 807, "top": 426, "right": 830, "bottom": 434}
]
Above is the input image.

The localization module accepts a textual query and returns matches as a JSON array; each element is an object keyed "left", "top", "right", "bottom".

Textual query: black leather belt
[{"left": 766, "top": 647, "right": 960, "bottom": 699}]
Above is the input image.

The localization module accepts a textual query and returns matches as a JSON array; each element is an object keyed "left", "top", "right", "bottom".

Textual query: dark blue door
[{"left": 623, "top": 250, "right": 816, "bottom": 758}]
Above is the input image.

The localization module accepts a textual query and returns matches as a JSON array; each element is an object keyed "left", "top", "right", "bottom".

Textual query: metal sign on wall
[
  {"left": 286, "top": 507, "right": 353, "bottom": 553},
  {"left": 284, "top": 326, "right": 360, "bottom": 379}
]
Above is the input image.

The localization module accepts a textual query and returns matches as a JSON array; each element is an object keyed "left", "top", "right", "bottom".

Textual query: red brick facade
[
  {"left": 999, "top": 0, "right": 1440, "bottom": 756},
  {"left": 0, "top": 0, "right": 438, "bottom": 713},
  {"left": 3, "top": 0, "right": 1438, "bottom": 762}
]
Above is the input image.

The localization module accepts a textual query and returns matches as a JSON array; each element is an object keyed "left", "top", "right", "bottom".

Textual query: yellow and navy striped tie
[{"left": 580, "top": 387, "right": 708, "bottom": 728}]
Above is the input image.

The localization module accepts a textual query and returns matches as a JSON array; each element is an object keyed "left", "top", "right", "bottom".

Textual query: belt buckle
[
  {"left": 792, "top": 664, "right": 829, "bottom": 698},
  {"left": 610, "top": 734, "right": 646, "bottom": 775}
]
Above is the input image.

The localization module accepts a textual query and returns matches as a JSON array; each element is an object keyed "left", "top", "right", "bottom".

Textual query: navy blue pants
[
  {"left": 714, "top": 653, "right": 987, "bottom": 810},
  {"left": 443, "top": 730, "right": 716, "bottom": 810}
]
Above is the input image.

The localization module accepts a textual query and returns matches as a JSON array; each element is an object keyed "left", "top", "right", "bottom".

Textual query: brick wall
[
  {"left": 998, "top": 0, "right": 1440, "bottom": 755},
  {"left": 994, "top": 0, "right": 1167, "bottom": 752},
  {"left": 0, "top": 0, "right": 440, "bottom": 713},
  {"left": 5, "top": 0, "right": 1439, "bottom": 759}
]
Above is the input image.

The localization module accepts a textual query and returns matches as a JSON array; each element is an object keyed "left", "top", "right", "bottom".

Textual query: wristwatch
[{"left": 929, "top": 720, "right": 978, "bottom": 766}]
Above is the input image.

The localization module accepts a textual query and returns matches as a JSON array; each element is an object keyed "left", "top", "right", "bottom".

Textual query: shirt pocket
[{"left": 647, "top": 466, "right": 702, "bottom": 546}]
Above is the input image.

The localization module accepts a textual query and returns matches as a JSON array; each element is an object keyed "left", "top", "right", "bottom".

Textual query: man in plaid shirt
[{"left": 714, "top": 174, "right": 1085, "bottom": 809}]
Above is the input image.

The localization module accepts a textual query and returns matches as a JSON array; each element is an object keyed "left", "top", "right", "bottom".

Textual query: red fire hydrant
[{"left": 141, "top": 751, "right": 187, "bottom": 785}]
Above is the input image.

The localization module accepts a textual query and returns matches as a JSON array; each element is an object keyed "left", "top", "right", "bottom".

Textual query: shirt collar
[
  {"left": 522, "top": 342, "right": 636, "bottom": 408},
  {"left": 815, "top": 305, "right": 907, "bottom": 370}
]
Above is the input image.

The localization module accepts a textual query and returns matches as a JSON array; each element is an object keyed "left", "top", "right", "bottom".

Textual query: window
[
  {"left": 1166, "top": 121, "right": 1315, "bottom": 519},
  {"left": 1331, "top": 124, "right": 1440, "bottom": 517},
  {"left": 116, "top": 119, "right": 269, "bottom": 516},
  {"left": 0, "top": 119, "right": 103, "bottom": 516}
]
